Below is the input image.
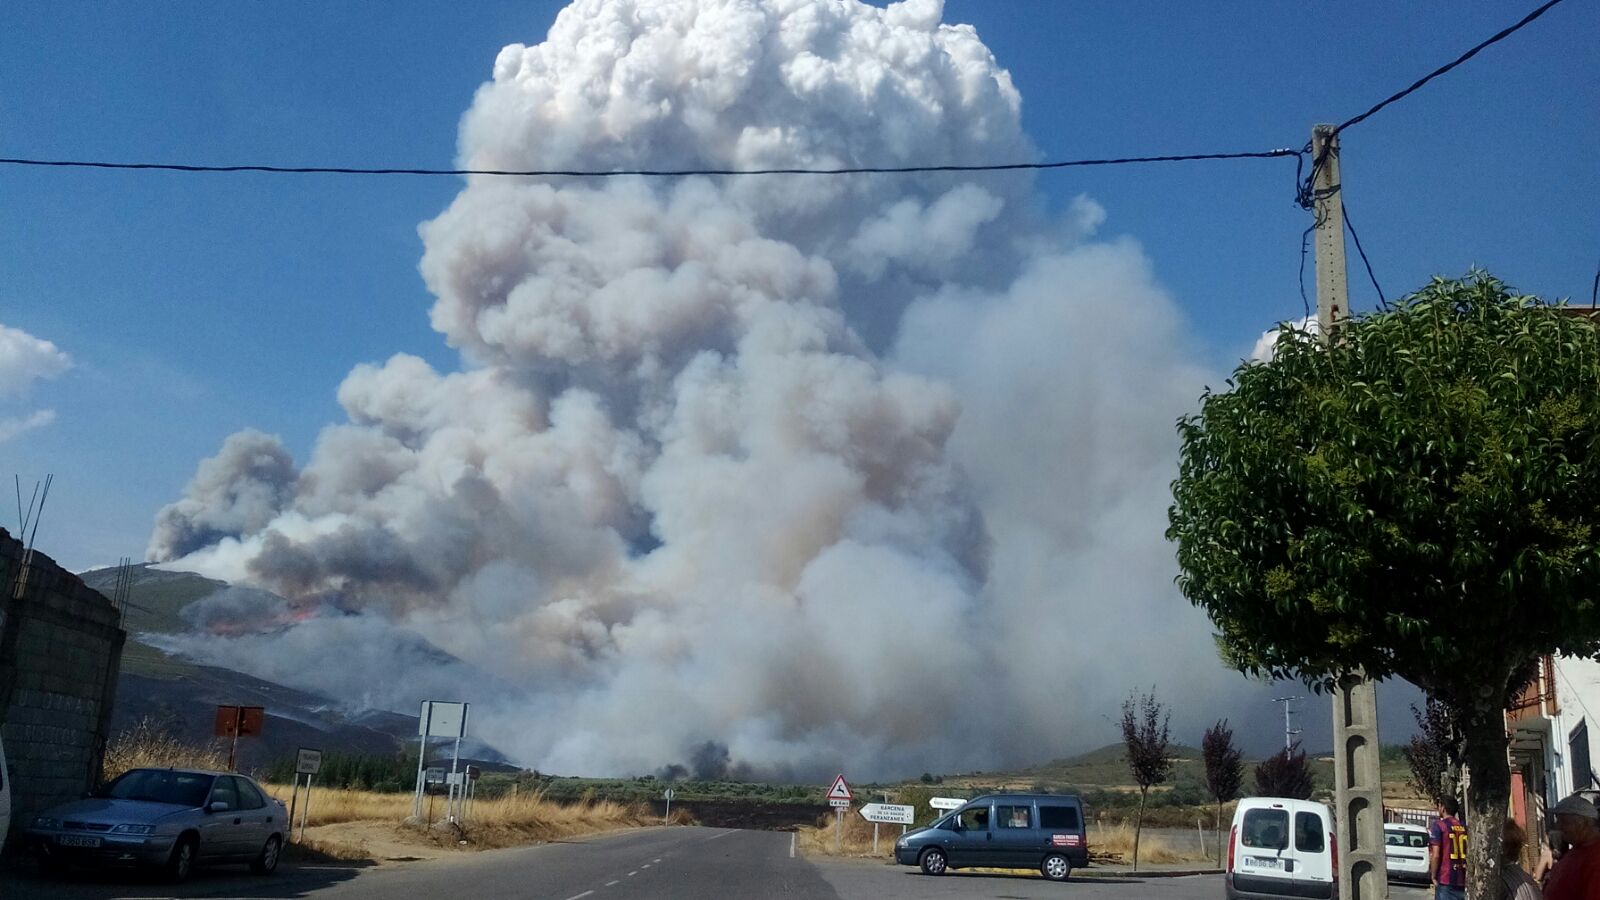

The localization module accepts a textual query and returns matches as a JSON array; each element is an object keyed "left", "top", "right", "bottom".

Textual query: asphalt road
[{"left": 0, "top": 826, "right": 1441, "bottom": 900}]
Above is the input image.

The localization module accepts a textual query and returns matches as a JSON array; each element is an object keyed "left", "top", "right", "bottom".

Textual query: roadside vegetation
[{"left": 103, "top": 717, "right": 228, "bottom": 779}]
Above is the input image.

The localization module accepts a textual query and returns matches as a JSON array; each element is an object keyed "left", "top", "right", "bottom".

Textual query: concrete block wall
[{"left": 0, "top": 526, "right": 125, "bottom": 846}]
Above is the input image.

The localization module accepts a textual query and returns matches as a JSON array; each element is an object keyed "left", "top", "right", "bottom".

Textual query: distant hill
[{"left": 79, "top": 564, "right": 508, "bottom": 771}]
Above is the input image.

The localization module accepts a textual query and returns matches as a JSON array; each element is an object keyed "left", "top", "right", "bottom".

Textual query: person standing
[
  {"left": 1545, "top": 795, "right": 1600, "bottom": 900},
  {"left": 1502, "top": 819, "right": 1545, "bottom": 900},
  {"left": 1430, "top": 797, "right": 1469, "bottom": 900}
]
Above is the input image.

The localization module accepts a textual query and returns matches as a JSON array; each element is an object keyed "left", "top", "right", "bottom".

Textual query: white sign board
[
  {"left": 447, "top": 771, "right": 466, "bottom": 786},
  {"left": 663, "top": 788, "right": 675, "bottom": 801},
  {"left": 829, "top": 798, "right": 852, "bottom": 808},
  {"left": 419, "top": 700, "right": 469, "bottom": 738},
  {"left": 859, "top": 802, "right": 915, "bottom": 825},
  {"left": 295, "top": 747, "right": 323, "bottom": 776},
  {"left": 929, "top": 796, "right": 965, "bottom": 810},
  {"left": 426, "top": 767, "right": 446, "bottom": 784}
]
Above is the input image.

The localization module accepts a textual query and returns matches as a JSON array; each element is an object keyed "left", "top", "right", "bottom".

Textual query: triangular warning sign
[{"left": 827, "top": 774, "right": 853, "bottom": 801}]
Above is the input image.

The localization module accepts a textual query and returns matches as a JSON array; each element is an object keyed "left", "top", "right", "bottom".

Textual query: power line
[
  {"left": 1332, "top": 0, "right": 1571, "bottom": 136},
  {"left": 1341, "top": 200, "right": 1386, "bottom": 308},
  {"left": 0, "top": 149, "right": 1301, "bottom": 179}
]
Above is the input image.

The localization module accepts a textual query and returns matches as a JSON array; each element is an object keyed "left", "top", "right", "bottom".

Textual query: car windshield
[{"left": 103, "top": 769, "right": 215, "bottom": 807}]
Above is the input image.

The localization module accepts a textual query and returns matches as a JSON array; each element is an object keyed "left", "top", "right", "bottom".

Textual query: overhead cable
[
  {"left": 1341, "top": 201, "right": 1387, "bottom": 308},
  {"left": 1332, "top": 0, "right": 1570, "bottom": 136},
  {"left": 0, "top": 149, "right": 1301, "bottom": 179}
]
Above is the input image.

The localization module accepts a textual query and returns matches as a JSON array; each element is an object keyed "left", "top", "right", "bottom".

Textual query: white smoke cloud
[
  {"left": 1251, "top": 314, "right": 1321, "bottom": 362},
  {"left": 0, "top": 322, "right": 71, "bottom": 442},
  {"left": 0, "top": 323, "right": 72, "bottom": 396},
  {"left": 152, "top": 0, "right": 1276, "bottom": 777}
]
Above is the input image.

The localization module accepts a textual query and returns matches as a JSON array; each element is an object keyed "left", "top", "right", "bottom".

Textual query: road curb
[{"left": 1080, "top": 867, "right": 1221, "bottom": 878}]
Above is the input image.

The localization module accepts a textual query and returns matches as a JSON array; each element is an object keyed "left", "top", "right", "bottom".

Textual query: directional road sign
[
  {"left": 929, "top": 796, "right": 965, "bottom": 810},
  {"left": 295, "top": 747, "right": 323, "bottom": 776},
  {"left": 858, "top": 803, "right": 915, "bottom": 825}
]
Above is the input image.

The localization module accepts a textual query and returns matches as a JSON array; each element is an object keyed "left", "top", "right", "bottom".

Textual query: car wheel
[
  {"left": 919, "top": 847, "right": 948, "bottom": 876},
  {"left": 250, "top": 835, "right": 282, "bottom": 875},
  {"left": 165, "top": 835, "right": 197, "bottom": 883},
  {"left": 1042, "top": 852, "right": 1072, "bottom": 881}
]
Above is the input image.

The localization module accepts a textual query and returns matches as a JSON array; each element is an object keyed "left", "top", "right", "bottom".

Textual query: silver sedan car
[{"left": 27, "top": 767, "right": 288, "bottom": 881}]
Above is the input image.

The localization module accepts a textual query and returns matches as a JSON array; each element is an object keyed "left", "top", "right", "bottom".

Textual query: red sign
[{"left": 214, "top": 705, "right": 266, "bottom": 737}]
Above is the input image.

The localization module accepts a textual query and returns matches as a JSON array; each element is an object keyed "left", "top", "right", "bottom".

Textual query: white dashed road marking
[{"left": 563, "top": 892, "right": 594, "bottom": 900}]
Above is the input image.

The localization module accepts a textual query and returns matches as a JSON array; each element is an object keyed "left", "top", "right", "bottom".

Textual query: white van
[
  {"left": 0, "top": 731, "right": 11, "bottom": 849},
  {"left": 1225, "top": 797, "right": 1336, "bottom": 900}
]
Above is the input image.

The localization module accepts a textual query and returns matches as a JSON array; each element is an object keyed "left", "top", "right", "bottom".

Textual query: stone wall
[{"left": 0, "top": 527, "right": 125, "bottom": 846}]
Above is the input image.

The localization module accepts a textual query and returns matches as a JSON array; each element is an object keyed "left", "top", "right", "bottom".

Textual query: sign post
[
  {"left": 213, "top": 705, "right": 265, "bottom": 772},
  {"left": 664, "top": 787, "right": 674, "bottom": 824},
  {"left": 827, "top": 775, "right": 853, "bottom": 851},
  {"left": 858, "top": 803, "right": 915, "bottom": 855},
  {"left": 465, "top": 765, "right": 480, "bottom": 823},
  {"left": 288, "top": 748, "right": 322, "bottom": 843},
  {"left": 412, "top": 700, "right": 469, "bottom": 823}
]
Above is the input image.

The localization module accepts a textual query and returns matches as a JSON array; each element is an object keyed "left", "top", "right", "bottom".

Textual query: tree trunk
[
  {"left": 1458, "top": 698, "right": 1511, "bottom": 900},
  {"left": 1133, "top": 787, "right": 1147, "bottom": 873},
  {"left": 1216, "top": 800, "right": 1224, "bottom": 868}
]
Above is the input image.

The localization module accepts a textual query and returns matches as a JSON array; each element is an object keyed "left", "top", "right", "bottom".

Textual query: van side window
[
  {"left": 1039, "top": 806, "right": 1080, "bottom": 830},
  {"left": 1242, "top": 808, "right": 1290, "bottom": 850},
  {"left": 957, "top": 806, "right": 989, "bottom": 831},
  {"left": 997, "top": 805, "right": 1031, "bottom": 829},
  {"left": 1295, "top": 811, "right": 1325, "bottom": 852}
]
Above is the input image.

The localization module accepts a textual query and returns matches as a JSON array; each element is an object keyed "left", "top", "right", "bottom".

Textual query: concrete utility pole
[
  {"left": 1273, "top": 696, "right": 1303, "bottom": 751},
  {"left": 1311, "top": 124, "right": 1387, "bottom": 900}
]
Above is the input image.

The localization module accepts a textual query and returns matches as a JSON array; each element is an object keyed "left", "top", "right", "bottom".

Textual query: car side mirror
[{"left": 208, "top": 801, "right": 230, "bottom": 813}]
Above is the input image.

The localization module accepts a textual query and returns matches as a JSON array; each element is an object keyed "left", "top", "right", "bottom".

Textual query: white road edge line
[
  {"left": 790, "top": 832, "right": 796, "bottom": 858},
  {"left": 563, "top": 892, "right": 595, "bottom": 900},
  {"left": 707, "top": 830, "right": 734, "bottom": 841}
]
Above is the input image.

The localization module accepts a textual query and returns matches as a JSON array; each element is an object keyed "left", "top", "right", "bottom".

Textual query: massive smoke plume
[{"left": 151, "top": 0, "right": 1270, "bottom": 777}]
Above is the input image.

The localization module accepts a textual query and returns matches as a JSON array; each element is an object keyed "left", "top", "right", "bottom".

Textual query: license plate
[
  {"left": 1246, "top": 856, "right": 1283, "bottom": 869},
  {"left": 58, "top": 835, "right": 102, "bottom": 848}
]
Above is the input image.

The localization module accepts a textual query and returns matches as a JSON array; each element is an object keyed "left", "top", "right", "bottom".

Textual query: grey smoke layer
[{"left": 151, "top": 0, "right": 1258, "bottom": 778}]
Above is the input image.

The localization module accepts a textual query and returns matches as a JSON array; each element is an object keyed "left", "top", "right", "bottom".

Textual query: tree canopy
[
  {"left": 1253, "top": 743, "right": 1315, "bottom": 801},
  {"left": 1168, "top": 273, "right": 1600, "bottom": 702}
]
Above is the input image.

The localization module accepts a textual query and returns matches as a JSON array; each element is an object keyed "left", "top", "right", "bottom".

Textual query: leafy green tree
[
  {"left": 1120, "top": 689, "right": 1172, "bottom": 873},
  {"left": 1168, "top": 273, "right": 1600, "bottom": 900}
]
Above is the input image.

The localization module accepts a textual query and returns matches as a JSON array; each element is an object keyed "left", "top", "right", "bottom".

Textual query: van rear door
[
  {"left": 1292, "top": 804, "right": 1334, "bottom": 896},
  {"left": 1237, "top": 803, "right": 1295, "bottom": 885}
]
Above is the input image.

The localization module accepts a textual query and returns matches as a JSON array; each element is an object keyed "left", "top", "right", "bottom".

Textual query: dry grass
[
  {"left": 795, "top": 812, "right": 910, "bottom": 859},
  {"left": 260, "top": 783, "right": 663, "bottom": 851},
  {"left": 103, "top": 718, "right": 228, "bottom": 780},
  {"left": 1088, "top": 821, "right": 1208, "bottom": 865}
]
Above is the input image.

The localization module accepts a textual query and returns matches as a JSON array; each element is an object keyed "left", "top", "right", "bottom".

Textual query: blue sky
[{"left": 3, "top": 0, "right": 1596, "bottom": 571}]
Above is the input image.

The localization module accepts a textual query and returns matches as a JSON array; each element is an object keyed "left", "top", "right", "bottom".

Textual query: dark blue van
[{"left": 894, "top": 793, "right": 1089, "bottom": 881}]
